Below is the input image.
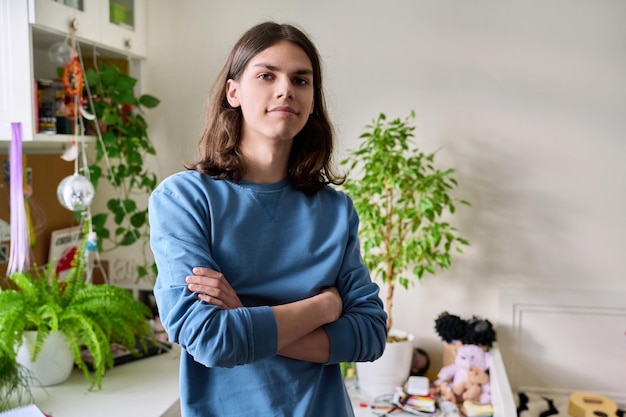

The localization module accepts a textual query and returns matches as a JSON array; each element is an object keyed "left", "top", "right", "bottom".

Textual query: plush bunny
[
  {"left": 436, "top": 344, "right": 491, "bottom": 403},
  {"left": 437, "top": 344, "right": 488, "bottom": 386}
]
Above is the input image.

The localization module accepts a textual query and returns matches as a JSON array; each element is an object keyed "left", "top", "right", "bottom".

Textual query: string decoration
[
  {"left": 56, "top": 27, "right": 95, "bottom": 213},
  {"left": 50, "top": 28, "right": 105, "bottom": 283}
]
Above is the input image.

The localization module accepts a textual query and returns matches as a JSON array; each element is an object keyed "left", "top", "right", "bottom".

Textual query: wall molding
[{"left": 498, "top": 288, "right": 626, "bottom": 407}]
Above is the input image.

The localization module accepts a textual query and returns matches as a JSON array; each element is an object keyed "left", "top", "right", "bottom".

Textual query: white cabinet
[
  {"left": 28, "top": 0, "right": 147, "bottom": 58},
  {"left": 29, "top": 0, "right": 101, "bottom": 46},
  {"left": 100, "top": 0, "right": 147, "bottom": 58},
  {"left": 0, "top": 1, "right": 35, "bottom": 141},
  {"left": 0, "top": 0, "right": 146, "bottom": 144}
]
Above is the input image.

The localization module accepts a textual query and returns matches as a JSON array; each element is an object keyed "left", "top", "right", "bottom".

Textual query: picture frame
[{"left": 48, "top": 225, "right": 82, "bottom": 281}]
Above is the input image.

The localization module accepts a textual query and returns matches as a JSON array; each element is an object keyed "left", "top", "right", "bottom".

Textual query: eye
[
  {"left": 258, "top": 73, "right": 273, "bottom": 80},
  {"left": 293, "top": 77, "right": 309, "bottom": 86}
]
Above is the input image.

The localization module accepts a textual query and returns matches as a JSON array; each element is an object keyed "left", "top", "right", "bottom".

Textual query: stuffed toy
[
  {"left": 437, "top": 344, "right": 489, "bottom": 387},
  {"left": 434, "top": 312, "right": 496, "bottom": 404},
  {"left": 452, "top": 366, "right": 491, "bottom": 404},
  {"left": 435, "top": 343, "right": 491, "bottom": 404},
  {"left": 434, "top": 312, "right": 497, "bottom": 348},
  {"left": 434, "top": 312, "right": 467, "bottom": 344},
  {"left": 464, "top": 316, "right": 497, "bottom": 348}
]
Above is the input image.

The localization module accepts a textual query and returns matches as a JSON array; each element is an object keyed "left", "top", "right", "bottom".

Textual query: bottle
[{"left": 344, "top": 365, "right": 359, "bottom": 395}]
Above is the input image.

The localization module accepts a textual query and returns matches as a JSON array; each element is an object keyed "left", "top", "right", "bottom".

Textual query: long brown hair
[{"left": 188, "top": 21, "right": 344, "bottom": 194}]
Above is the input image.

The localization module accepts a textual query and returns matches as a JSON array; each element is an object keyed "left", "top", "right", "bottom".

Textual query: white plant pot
[
  {"left": 356, "top": 329, "right": 415, "bottom": 400},
  {"left": 16, "top": 330, "right": 74, "bottom": 386}
]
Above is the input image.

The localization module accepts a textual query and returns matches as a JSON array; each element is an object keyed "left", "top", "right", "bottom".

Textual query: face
[{"left": 226, "top": 41, "right": 315, "bottom": 145}]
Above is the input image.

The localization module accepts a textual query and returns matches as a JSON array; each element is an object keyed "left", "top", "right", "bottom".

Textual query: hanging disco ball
[
  {"left": 48, "top": 41, "right": 73, "bottom": 66},
  {"left": 56, "top": 174, "right": 95, "bottom": 212}
]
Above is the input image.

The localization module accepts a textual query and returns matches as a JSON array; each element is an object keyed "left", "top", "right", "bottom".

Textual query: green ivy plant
[
  {"left": 0, "top": 220, "right": 155, "bottom": 402},
  {"left": 84, "top": 63, "right": 160, "bottom": 281},
  {"left": 340, "top": 111, "right": 470, "bottom": 335}
]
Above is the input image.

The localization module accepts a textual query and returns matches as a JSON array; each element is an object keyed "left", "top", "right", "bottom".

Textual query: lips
[{"left": 268, "top": 106, "right": 298, "bottom": 115}]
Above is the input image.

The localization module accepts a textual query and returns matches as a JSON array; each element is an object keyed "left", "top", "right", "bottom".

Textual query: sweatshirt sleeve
[
  {"left": 148, "top": 177, "right": 278, "bottom": 368},
  {"left": 323, "top": 195, "right": 388, "bottom": 364}
]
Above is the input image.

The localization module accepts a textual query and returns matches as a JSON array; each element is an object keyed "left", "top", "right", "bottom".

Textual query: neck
[{"left": 241, "top": 138, "right": 292, "bottom": 184}]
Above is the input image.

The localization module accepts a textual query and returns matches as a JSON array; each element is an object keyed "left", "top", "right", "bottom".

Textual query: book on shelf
[{"left": 36, "top": 79, "right": 56, "bottom": 134}]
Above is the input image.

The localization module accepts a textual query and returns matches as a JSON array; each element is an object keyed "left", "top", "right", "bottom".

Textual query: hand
[{"left": 186, "top": 267, "right": 243, "bottom": 309}]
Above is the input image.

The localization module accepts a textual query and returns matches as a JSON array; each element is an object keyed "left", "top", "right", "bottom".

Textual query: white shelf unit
[{"left": 0, "top": 0, "right": 145, "bottom": 148}]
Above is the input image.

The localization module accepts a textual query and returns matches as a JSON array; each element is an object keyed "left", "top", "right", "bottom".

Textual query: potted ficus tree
[
  {"left": 340, "top": 111, "right": 470, "bottom": 398},
  {"left": 0, "top": 220, "right": 155, "bottom": 411}
]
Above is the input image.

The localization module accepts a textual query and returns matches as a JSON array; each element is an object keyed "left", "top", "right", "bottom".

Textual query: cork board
[{"left": 0, "top": 153, "right": 78, "bottom": 277}]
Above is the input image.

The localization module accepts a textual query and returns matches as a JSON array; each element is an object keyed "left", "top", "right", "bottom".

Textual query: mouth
[{"left": 268, "top": 106, "right": 298, "bottom": 115}]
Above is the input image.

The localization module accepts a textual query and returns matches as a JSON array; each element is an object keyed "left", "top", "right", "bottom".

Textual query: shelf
[
  {"left": 0, "top": 1, "right": 146, "bottom": 143},
  {"left": 0, "top": 134, "right": 95, "bottom": 154}
]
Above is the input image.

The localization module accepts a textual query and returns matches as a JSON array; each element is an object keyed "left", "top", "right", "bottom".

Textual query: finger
[
  {"left": 186, "top": 271, "right": 230, "bottom": 287},
  {"left": 186, "top": 275, "right": 221, "bottom": 287},
  {"left": 196, "top": 290, "right": 241, "bottom": 310},
  {"left": 191, "top": 267, "right": 222, "bottom": 277},
  {"left": 197, "top": 293, "right": 226, "bottom": 308},
  {"left": 189, "top": 284, "right": 233, "bottom": 305}
]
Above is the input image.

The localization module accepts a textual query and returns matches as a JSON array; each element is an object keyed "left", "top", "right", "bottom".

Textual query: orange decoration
[{"left": 62, "top": 57, "right": 83, "bottom": 98}]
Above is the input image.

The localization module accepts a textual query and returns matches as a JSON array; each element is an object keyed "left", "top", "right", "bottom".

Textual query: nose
[{"left": 275, "top": 76, "right": 293, "bottom": 99}]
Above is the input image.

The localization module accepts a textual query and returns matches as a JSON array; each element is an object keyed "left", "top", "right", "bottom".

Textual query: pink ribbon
[{"left": 7, "top": 122, "right": 30, "bottom": 275}]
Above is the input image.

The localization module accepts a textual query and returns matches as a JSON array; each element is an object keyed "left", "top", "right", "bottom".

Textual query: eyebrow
[{"left": 252, "top": 63, "right": 313, "bottom": 75}]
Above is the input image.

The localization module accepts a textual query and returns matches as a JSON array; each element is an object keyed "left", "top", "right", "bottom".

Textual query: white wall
[{"left": 144, "top": 1, "right": 626, "bottom": 373}]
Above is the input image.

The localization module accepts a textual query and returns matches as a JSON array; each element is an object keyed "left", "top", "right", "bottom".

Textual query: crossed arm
[{"left": 185, "top": 267, "right": 343, "bottom": 363}]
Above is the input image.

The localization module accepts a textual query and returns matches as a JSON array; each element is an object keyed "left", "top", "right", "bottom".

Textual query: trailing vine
[{"left": 84, "top": 63, "right": 160, "bottom": 281}]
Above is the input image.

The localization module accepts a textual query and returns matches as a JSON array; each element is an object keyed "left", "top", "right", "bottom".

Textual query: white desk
[
  {"left": 351, "top": 345, "right": 516, "bottom": 417},
  {"left": 11, "top": 347, "right": 181, "bottom": 417},
  {"left": 10, "top": 344, "right": 514, "bottom": 417}
]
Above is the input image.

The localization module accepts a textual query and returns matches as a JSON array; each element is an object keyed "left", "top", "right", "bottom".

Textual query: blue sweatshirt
[{"left": 148, "top": 171, "right": 387, "bottom": 417}]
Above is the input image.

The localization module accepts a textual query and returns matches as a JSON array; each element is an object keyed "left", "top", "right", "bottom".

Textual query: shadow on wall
[{"left": 441, "top": 133, "right": 591, "bottom": 286}]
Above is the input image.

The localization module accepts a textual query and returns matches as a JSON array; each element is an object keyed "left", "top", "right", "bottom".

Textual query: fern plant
[
  {"left": 0, "top": 341, "right": 33, "bottom": 412},
  {"left": 0, "top": 221, "right": 154, "bottom": 401}
]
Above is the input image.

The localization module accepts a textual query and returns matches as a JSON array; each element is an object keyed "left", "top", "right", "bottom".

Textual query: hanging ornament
[
  {"left": 56, "top": 174, "right": 95, "bottom": 212},
  {"left": 86, "top": 231, "right": 98, "bottom": 252},
  {"left": 61, "top": 143, "right": 79, "bottom": 162},
  {"left": 62, "top": 57, "right": 84, "bottom": 110},
  {"left": 47, "top": 40, "right": 73, "bottom": 66}
]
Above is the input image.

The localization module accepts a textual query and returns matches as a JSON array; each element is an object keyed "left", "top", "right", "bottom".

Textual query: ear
[
  {"left": 226, "top": 79, "right": 240, "bottom": 108},
  {"left": 309, "top": 98, "right": 314, "bottom": 115}
]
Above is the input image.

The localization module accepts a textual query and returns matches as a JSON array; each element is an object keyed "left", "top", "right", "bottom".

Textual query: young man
[{"left": 149, "top": 22, "right": 387, "bottom": 417}]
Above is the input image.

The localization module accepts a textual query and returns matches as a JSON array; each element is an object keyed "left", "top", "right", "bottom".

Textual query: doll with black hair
[
  {"left": 434, "top": 312, "right": 496, "bottom": 348},
  {"left": 434, "top": 312, "right": 468, "bottom": 343},
  {"left": 463, "top": 316, "right": 496, "bottom": 348}
]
